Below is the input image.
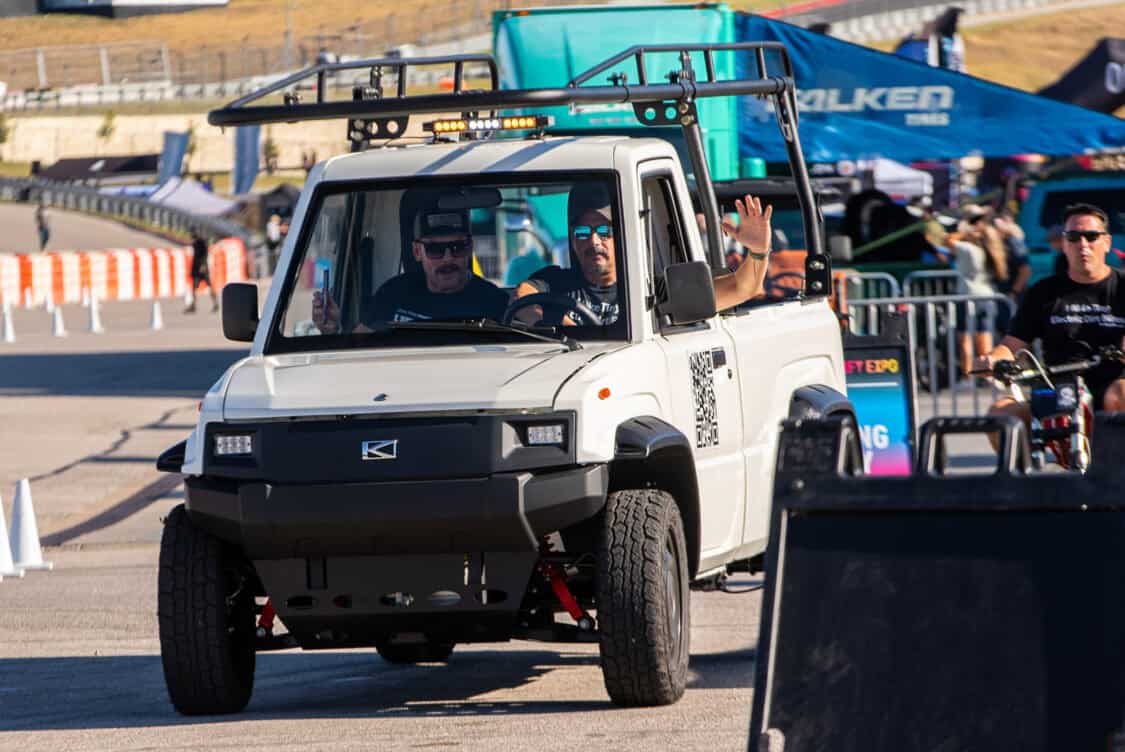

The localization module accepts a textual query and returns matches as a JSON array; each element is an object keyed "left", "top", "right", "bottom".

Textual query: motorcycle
[{"left": 980, "top": 345, "right": 1125, "bottom": 473}]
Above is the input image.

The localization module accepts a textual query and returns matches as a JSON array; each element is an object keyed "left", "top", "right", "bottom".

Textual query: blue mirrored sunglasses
[{"left": 572, "top": 223, "right": 614, "bottom": 241}]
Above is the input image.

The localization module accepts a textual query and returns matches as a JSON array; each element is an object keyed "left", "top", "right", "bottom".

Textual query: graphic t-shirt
[
  {"left": 366, "top": 273, "right": 509, "bottom": 323},
  {"left": 526, "top": 265, "right": 619, "bottom": 325},
  {"left": 1008, "top": 269, "right": 1125, "bottom": 401}
]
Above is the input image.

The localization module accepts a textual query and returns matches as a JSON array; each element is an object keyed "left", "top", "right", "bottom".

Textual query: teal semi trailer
[{"left": 492, "top": 3, "right": 763, "bottom": 181}]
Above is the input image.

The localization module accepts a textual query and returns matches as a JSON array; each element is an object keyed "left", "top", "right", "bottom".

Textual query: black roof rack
[{"left": 208, "top": 44, "right": 830, "bottom": 294}]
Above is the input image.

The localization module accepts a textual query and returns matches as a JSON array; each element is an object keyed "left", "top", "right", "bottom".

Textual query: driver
[
  {"left": 513, "top": 185, "right": 775, "bottom": 325},
  {"left": 975, "top": 203, "right": 1125, "bottom": 430},
  {"left": 313, "top": 201, "right": 509, "bottom": 333}
]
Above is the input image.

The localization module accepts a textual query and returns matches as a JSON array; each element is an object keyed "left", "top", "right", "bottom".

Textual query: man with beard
[
  {"left": 514, "top": 184, "right": 775, "bottom": 326},
  {"left": 312, "top": 200, "right": 508, "bottom": 333}
]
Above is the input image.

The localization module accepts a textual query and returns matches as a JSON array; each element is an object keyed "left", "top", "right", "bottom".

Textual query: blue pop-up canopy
[{"left": 734, "top": 14, "right": 1125, "bottom": 163}]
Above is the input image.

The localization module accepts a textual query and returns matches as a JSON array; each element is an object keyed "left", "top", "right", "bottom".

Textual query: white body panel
[{"left": 197, "top": 134, "right": 847, "bottom": 571}]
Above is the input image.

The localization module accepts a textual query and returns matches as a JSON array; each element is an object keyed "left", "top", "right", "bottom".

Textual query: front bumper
[
  {"left": 184, "top": 465, "right": 607, "bottom": 647},
  {"left": 185, "top": 464, "right": 607, "bottom": 558}
]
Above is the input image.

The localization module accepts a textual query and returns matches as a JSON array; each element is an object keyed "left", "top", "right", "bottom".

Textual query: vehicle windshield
[{"left": 268, "top": 173, "right": 628, "bottom": 354}]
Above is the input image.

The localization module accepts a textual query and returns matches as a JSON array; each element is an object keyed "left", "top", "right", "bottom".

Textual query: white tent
[
  {"left": 150, "top": 177, "right": 237, "bottom": 216},
  {"left": 860, "top": 158, "right": 934, "bottom": 200}
]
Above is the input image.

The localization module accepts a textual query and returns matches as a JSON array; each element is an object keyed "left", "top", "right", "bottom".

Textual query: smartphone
[{"left": 321, "top": 268, "right": 330, "bottom": 303}]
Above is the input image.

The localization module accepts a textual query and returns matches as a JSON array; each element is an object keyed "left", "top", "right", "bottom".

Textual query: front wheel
[
  {"left": 596, "top": 488, "right": 690, "bottom": 707},
  {"left": 158, "top": 504, "right": 256, "bottom": 715}
]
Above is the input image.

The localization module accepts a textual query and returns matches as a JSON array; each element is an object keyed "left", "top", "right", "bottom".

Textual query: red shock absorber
[
  {"left": 540, "top": 562, "right": 595, "bottom": 631},
  {"left": 257, "top": 599, "right": 276, "bottom": 634}
]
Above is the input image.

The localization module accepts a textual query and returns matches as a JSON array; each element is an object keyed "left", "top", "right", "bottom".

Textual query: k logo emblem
[{"left": 361, "top": 439, "right": 398, "bottom": 461}]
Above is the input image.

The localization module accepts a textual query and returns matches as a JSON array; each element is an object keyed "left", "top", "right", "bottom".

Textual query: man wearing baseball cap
[
  {"left": 513, "top": 180, "right": 775, "bottom": 326},
  {"left": 312, "top": 198, "right": 508, "bottom": 333}
]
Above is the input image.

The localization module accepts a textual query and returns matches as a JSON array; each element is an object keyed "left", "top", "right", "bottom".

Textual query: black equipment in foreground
[{"left": 751, "top": 413, "right": 1125, "bottom": 752}]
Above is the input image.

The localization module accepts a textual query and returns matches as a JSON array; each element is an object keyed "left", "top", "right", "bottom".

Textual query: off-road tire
[
  {"left": 596, "top": 488, "right": 690, "bottom": 707},
  {"left": 375, "top": 640, "right": 455, "bottom": 664},
  {"left": 158, "top": 504, "right": 256, "bottom": 715}
]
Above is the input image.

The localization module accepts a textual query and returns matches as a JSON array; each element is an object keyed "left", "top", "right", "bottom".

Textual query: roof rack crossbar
[
  {"left": 221, "top": 53, "right": 500, "bottom": 112},
  {"left": 206, "top": 43, "right": 829, "bottom": 296}
]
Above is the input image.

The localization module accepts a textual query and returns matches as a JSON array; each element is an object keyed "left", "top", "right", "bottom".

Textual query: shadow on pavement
[
  {"left": 0, "top": 642, "right": 753, "bottom": 730},
  {"left": 0, "top": 349, "right": 247, "bottom": 397}
]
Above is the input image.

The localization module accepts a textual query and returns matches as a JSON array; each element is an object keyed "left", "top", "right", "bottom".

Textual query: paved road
[{"left": 0, "top": 202, "right": 173, "bottom": 254}]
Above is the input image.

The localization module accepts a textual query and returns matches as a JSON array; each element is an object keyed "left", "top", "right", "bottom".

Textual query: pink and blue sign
[{"left": 845, "top": 349, "right": 915, "bottom": 476}]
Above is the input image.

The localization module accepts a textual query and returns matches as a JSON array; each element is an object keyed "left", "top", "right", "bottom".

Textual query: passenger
[
  {"left": 312, "top": 201, "right": 508, "bottom": 333},
  {"left": 513, "top": 186, "right": 775, "bottom": 325}
]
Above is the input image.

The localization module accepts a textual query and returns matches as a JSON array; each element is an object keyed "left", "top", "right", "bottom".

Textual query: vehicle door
[{"left": 640, "top": 162, "right": 746, "bottom": 559}]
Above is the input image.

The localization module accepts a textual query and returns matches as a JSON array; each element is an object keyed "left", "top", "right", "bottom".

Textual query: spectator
[
  {"left": 186, "top": 231, "right": 219, "bottom": 314},
  {"left": 265, "top": 213, "right": 283, "bottom": 274},
  {"left": 993, "top": 210, "right": 1030, "bottom": 302},
  {"left": 950, "top": 212, "right": 1000, "bottom": 385},
  {"left": 35, "top": 201, "right": 49, "bottom": 251}
]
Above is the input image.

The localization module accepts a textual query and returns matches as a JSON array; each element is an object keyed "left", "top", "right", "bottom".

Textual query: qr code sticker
[{"left": 689, "top": 350, "right": 719, "bottom": 448}]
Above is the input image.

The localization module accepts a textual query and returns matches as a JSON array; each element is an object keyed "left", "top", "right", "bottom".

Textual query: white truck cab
[{"left": 156, "top": 47, "right": 849, "bottom": 716}]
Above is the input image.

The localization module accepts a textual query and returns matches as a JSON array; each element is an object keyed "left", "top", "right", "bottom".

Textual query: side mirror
[
  {"left": 657, "top": 261, "right": 717, "bottom": 326},
  {"left": 222, "top": 282, "right": 259, "bottom": 342},
  {"left": 829, "top": 234, "right": 853, "bottom": 263}
]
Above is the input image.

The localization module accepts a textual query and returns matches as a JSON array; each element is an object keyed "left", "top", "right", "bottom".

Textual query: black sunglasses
[
  {"left": 1063, "top": 230, "right": 1109, "bottom": 243},
  {"left": 421, "top": 238, "right": 471, "bottom": 259},
  {"left": 572, "top": 223, "right": 614, "bottom": 241}
]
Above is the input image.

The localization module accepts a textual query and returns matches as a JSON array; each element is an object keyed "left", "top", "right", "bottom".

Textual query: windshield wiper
[{"left": 369, "top": 319, "right": 582, "bottom": 351}]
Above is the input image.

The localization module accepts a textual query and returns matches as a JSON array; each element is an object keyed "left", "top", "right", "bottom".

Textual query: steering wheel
[{"left": 502, "top": 292, "right": 603, "bottom": 327}]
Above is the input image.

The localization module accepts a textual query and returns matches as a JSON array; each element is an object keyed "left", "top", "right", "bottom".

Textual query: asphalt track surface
[{"left": 0, "top": 202, "right": 172, "bottom": 254}]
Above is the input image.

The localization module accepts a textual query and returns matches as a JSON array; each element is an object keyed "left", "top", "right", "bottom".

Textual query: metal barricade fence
[
  {"left": 848, "top": 293, "right": 1017, "bottom": 418},
  {"left": 903, "top": 269, "right": 962, "bottom": 298},
  {"left": 843, "top": 271, "right": 901, "bottom": 336}
]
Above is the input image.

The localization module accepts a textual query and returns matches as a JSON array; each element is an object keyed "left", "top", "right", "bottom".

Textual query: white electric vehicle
[{"left": 155, "top": 46, "right": 850, "bottom": 715}]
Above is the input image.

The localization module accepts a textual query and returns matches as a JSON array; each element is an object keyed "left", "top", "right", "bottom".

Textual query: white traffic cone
[
  {"left": 23, "top": 287, "right": 32, "bottom": 309},
  {"left": 0, "top": 492, "right": 24, "bottom": 579},
  {"left": 88, "top": 292, "right": 104, "bottom": 334},
  {"left": 44, "top": 288, "right": 55, "bottom": 314},
  {"left": 81, "top": 287, "right": 90, "bottom": 308},
  {"left": 10, "top": 479, "right": 52, "bottom": 571},
  {"left": 150, "top": 299, "right": 164, "bottom": 330},
  {"left": 51, "top": 304, "right": 66, "bottom": 337},
  {"left": 2, "top": 298, "right": 14, "bottom": 344}
]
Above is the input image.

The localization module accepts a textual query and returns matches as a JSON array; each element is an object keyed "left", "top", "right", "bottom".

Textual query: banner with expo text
[{"left": 845, "top": 348, "right": 914, "bottom": 476}]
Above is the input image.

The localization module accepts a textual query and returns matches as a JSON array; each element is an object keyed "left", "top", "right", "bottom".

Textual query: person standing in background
[
  {"left": 35, "top": 201, "right": 50, "bottom": 251},
  {"left": 186, "top": 231, "right": 219, "bottom": 314}
]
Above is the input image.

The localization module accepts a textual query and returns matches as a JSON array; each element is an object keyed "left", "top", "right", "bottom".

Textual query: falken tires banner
[{"left": 734, "top": 15, "right": 1125, "bottom": 163}]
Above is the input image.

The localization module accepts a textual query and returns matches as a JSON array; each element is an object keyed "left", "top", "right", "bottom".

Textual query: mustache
[{"left": 436, "top": 263, "right": 462, "bottom": 274}]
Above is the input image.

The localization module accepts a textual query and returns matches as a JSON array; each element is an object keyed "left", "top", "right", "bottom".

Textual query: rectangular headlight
[
  {"left": 526, "top": 423, "right": 565, "bottom": 446},
  {"left": 215, "top": 433, "right": 253, "bottom": 456}
]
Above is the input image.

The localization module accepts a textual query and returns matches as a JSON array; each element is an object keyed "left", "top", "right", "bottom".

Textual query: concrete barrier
[{"left": 0, "top": 237, "right": 246, "bottom": 306}]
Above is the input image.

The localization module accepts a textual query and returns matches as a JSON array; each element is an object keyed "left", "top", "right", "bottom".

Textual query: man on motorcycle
[{"left": 975, "top": 203, "right": 1125, "bottom": 434}]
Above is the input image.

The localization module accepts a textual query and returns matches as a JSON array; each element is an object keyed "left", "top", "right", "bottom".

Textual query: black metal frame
[{"left": 208, "top": 45, "right": 829, "bottom": 295}]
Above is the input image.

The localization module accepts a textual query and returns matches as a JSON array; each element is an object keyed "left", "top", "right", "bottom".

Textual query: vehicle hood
[{"left": 221, "top": 342, "right": 619, "bottom": 420}]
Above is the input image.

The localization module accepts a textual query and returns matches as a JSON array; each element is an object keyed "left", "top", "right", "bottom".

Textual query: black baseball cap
[{"left": 414, "top": 202, "right": 470, "bottom": 238}]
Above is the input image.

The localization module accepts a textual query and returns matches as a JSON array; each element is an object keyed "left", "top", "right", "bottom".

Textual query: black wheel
[
  {"left": 596, "top": 488, "right": 690, "bottom": 707},
  {"left": 158, "top": 504, "right": 256, "bottom": 715},
  {"left": 375, "top": 639, "right": 455, "bottom": 664}
]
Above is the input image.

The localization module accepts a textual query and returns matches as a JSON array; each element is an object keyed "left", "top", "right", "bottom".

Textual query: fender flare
[
  {"left": 790, "top": 385, "right": 854, "bottom": 422},
  {"left": 611, "top": 416, "right": 702, "bottom": 577}
]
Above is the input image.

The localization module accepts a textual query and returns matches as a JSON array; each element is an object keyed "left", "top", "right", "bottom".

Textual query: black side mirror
[
  {"left": 658, "top": 261, "right": 717, "bottom": 326},
  {"left": 222, "top": 282, "right": 259, "bottom": 342}
]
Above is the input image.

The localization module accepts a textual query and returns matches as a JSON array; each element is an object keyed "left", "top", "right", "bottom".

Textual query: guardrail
[{"left": 0, "top": 177, "right": 251, "bottom": 247}]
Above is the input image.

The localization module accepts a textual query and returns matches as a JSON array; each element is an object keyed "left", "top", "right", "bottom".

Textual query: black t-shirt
[
  {"left": 1008, "top": 269, "right": 1125, "bottom": 400},
  {"left": 365, "top": 273, "right": 509, "bottom": 323},
  {"left": 191, "top": 238, "right": 209, "bottom": 276},
  {"left": 526, "top": 265, "right": 619, "bottom": 325}
]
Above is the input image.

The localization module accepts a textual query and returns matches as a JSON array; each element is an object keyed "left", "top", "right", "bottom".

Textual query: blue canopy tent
[{"left": 734, "top": 15, "right": 1125, "bottom": 163}]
